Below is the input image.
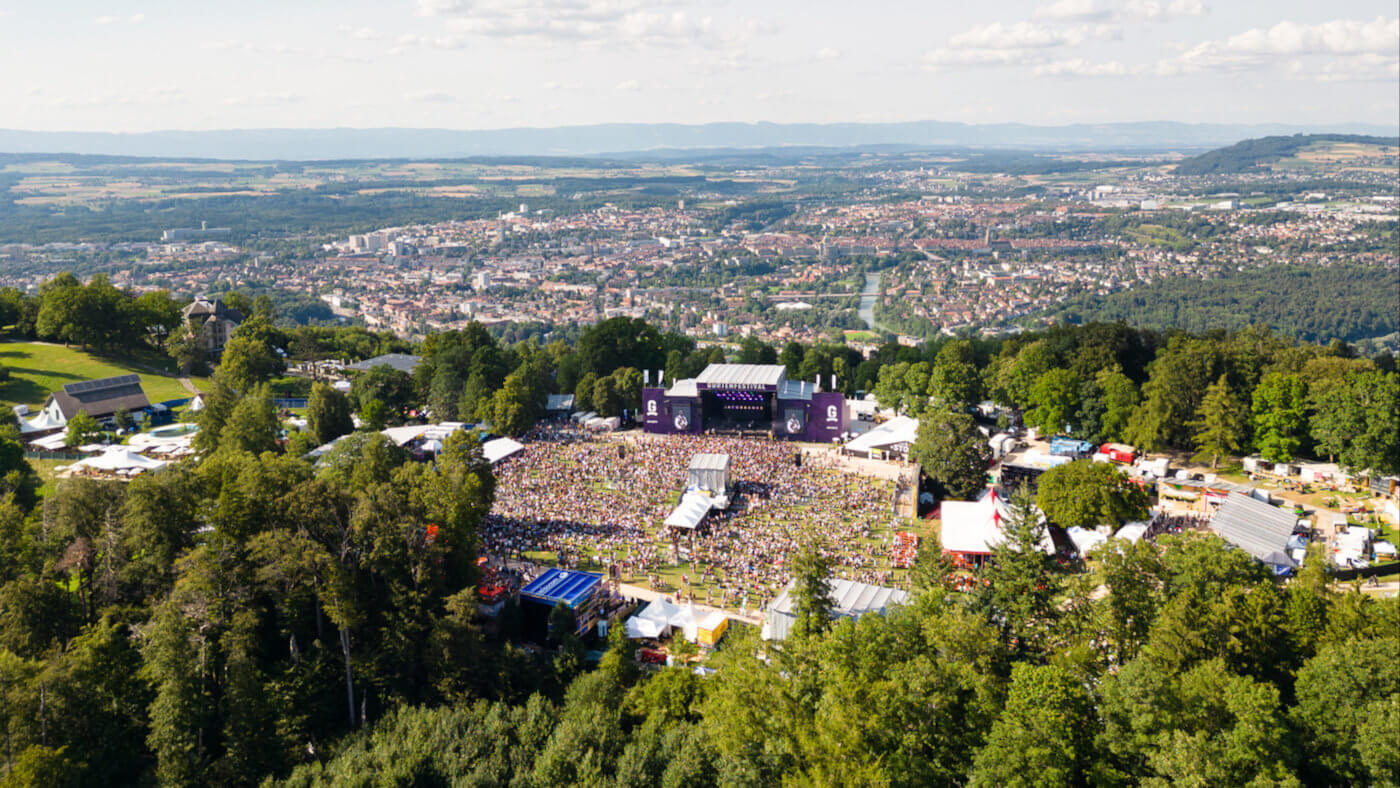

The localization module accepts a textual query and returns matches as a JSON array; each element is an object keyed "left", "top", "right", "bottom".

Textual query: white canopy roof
[
  {"left": 625, "top": 598, "right": 702, "bottom": 640},
  {"left": 74, "top": 447, "right": 168, "bottom": 472},
  {"left": 1067, "top": 526, "right": 1109, "bottom": 556},
  {"left": 482, "top": 437, "right": 524, "bottom": 464},
  {"left": 29, "top": 432, "right": 70, "bottom": 451},
  {"left": 1114, "top": 522, "right": 1150, "bottom": 543},
  {"left": 940, "top": 488, "right": 1053, "bottom": 556},
  {"left": 845, "top": 416, "right": 919, "bottom": 453},
  {"left": 762, "top": 578, "right": 909, "bottom": 641},
  {"left": 19, "top": 408, "right": 65, "bottom": 433},
  {"left": 665, "top": 492, "right": 715, "bottom": 530},
  {"left": 380, "top": 422, "right": 468, "bottom": 447}
]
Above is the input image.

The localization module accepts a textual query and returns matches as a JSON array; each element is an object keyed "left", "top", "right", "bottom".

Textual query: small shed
[{"left": 696, "top": 611, "right": 729, "bottom": 646}]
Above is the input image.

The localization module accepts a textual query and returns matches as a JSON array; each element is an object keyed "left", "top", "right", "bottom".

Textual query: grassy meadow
[{"left": 0, "top": 341, "right": 204, "bottom": 409}]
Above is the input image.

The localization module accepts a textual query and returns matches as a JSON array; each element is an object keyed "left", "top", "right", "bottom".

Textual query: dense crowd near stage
[{"left": 482, "top": 424, "right": 907, "bottom": 612}]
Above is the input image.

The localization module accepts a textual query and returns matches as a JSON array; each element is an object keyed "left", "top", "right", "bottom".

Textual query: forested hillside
[
  {"left": 1056, "top": 264, "right": 1400, "bottom": 343},
  {"left": 1173, "top": 133, "right": 1399, "bottom": 175},
  {"left": 0, "top": 284, "right": 1396, "bottom": 785}
]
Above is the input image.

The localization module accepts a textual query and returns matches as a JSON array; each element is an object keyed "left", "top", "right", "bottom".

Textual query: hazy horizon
[{"left": 1, "top": 2, "right": 1395, "bottom": 133}]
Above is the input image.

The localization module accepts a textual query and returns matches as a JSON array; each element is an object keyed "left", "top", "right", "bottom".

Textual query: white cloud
[
  {"left": 1034, "top": 0, "right": 1113, "bottom": 22},
  {"left": 1220, "top": 16, "right": 1397, "bottom": 55},
  {"left": 1157, "top": 16, "right": 1399, "bottom": 75},
  {"left": 1123, "top": 0, "right": 1207, "bottom": 21},
  {"left": 1302, "top": 53, "right": 1400, "bottom": 83},
  {"left": 416, "top": 0, "right": 772, "bottom": 50},
  {"left": 924, "top": 48, "right": 1045, "bottom": 68},
  {"left": 405, "top": 89, "right": 456, "bottom": 103},
  {"left": 615, "top": 79, "right": 641, "bottom": 90},
  {"left": 927, "top": 21, "right": 1119, "bottom": 69},
  {"left": 948, "top": 21, "right": 1120, "bottom": 49},
  {"left": 815, "top": 47, "right": 842, "bottom": 60},
  {"left": 1033, "top": 58, "right": 1131, "bottom": 77},
  {"left": 221, "top": 91, "right": 303, "bottom": 107},
  {"left": 207, "top": 40, "right": 375, "bottom": 64},
  {"left": 95, "top": 13, "right": 144, "bottom": 25},
  {"left": 350, "top": 27, "right": 384, "bottom": 41}
]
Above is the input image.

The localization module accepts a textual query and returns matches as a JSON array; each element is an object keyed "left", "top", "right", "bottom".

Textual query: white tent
[
  {"left": 844, "top": 416, "right": 919, "bottom": 457},
  {"left": 18, "top": 408, "right": 65, "bottom": 434},
  {"left": 73, "top": 447, "right": 168, "bottom": 473},
  {"left": 1067, "top": 526, "right": 1108, "bottom": 556},
  {"left": 940, "top": 489, "right": 1054, "bottom": 558},
  {"left": 626, "top": 598, "right": 691, "bottom": 639},
  {"left": 482, "top": 437, "right": 524, "bottom": 464},
  {"left": 29, "top": 432, "right": 70, "bottom": 451},
  {"left": 665, "top": 493, "right": 715, "bottom": 530},
  {"left": 187, "top": 395, "right": 205, "bottom": 412},
  {"left": 1114, "top": 522, "right": 1150, "bottom": 543}
]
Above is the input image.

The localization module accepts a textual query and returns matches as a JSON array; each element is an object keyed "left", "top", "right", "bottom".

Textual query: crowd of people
[{"left": 481, "top": 424, "right": 908, "bottom": 613}]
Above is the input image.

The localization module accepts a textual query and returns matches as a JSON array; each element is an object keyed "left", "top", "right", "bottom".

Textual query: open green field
[
  {"left": 0, "top": 341, "right": 204, "bottom": 409},
  {"left": 843, "top": 330, "right": 882, "bottom": 343}
]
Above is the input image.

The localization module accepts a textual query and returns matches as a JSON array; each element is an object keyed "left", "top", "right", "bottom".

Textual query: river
[{"left": 857, "top": 272, "right": 880, "bottom": 330}]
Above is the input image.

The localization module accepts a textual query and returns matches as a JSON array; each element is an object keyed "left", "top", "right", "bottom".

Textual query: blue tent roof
[{"left": 520, "top": 569, "right": 601, "bottom": 609}]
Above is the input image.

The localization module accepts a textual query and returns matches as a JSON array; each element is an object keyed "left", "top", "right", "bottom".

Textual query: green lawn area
[
  {"left": 0, "top": 341, "right": 206, "bottom": 409},
  {"left": 843, "top": 330, "right": 882, "bottom": 343}
]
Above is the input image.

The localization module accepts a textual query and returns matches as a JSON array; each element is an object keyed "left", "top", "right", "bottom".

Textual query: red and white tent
[{"left": 940, "top": 488, "right": 1054, "bottom": 559}]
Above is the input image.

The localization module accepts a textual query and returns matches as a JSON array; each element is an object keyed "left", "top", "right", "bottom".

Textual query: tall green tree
[
  {"left": 219, "top": 385, "right": 280, "bottom": 455},
  {"left": 1036, "top": 460, "right": 1149, "bottom": 528},
  {"left": 910, "top": 410, "right": 991, "bottom": 500},
  {"left": 1251, "top": 372, "right": 1309, "bottom": 462},
  {"left": 216, "top": 320, "right": 285, "bottom": 392},
  {"left": 970, "top": 663, "right": 1095, "bottom": 787},
  {"left": 1189, "top": 374, "right": 1250, "bottom": 468},
  {"left": 979, "top": 490, "right": 1059, "bottom": 654},
  {"left": 306, "top": 382, "right": 353, "bottom": 447},
  {"left": 789, "top": 542, "right": 835, "bottom": 639},
  {"left": 1026, "top": 368, "right": 1082, "bottom": 436}
]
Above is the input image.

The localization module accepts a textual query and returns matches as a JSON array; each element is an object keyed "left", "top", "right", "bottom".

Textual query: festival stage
[{"left": 642, "top": 363, "right": 846, "bottom": 442}]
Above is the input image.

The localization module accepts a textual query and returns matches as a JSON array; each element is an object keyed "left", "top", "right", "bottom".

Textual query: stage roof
[
  {"left": 520, "top": 569, "right": 601, "bottom": 609},
  {"left": 697, "top": 364, "right": 786, "bottom": 389},
  {"left": 1211, "top": 492, "right": 1297, "bottom": 569},
  {"left": 762, "top": 578, "right": 909, "bottom": 641}
]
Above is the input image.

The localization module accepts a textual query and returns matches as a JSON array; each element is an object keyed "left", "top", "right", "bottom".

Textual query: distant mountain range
[{"left": 2, "top": 121, "right": 1397, "bottom": 161}]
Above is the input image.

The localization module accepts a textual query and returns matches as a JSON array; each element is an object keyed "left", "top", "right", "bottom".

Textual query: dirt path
[{"left": 178, "top": 377, "right": 201, "bottom": 395}]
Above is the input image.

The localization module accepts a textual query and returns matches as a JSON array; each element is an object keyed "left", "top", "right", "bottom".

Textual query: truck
[
  {"left": 1100, "top": 443, "right": 1137, "bottom": 464},
  {"left": 1049, "top": 438, "right": 1094, "bottom": 458}
]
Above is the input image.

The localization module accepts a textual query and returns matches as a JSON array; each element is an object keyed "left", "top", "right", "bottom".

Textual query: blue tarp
[{"left": 520, "top": 569, "right": 601, "bottom": 609}]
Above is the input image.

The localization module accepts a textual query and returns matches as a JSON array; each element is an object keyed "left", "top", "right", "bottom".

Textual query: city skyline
[{"left": 1, "top": 1, "right": 1396, "bottom": 133}]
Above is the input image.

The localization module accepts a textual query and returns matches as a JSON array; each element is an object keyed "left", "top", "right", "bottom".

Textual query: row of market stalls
[
  {"left": 305, "top": 422, "right": 525, "bottom": 466},
  {"left": 625, "top": 598, "right": 729, "bottom": 647}
]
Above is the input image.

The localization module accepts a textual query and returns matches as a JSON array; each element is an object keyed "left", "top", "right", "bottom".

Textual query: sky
[{"left": 0, "top": 0, "right": 1396, "bottom": 132}]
